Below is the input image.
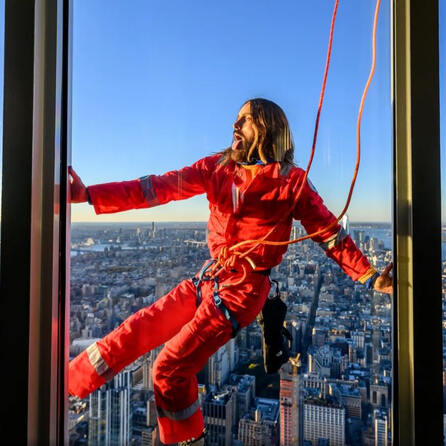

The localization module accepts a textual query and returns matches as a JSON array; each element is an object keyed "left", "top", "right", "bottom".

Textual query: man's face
[{"left": 232, "top": 102, "right": 256, "bottom": 153}]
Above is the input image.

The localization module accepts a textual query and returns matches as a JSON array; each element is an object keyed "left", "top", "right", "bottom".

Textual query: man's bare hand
[
  {"left": 374, "top": 262, "right": 393, "bottom": 294},
  {"left": 69, "top": 166, "right": 88, "bottom": 203}
]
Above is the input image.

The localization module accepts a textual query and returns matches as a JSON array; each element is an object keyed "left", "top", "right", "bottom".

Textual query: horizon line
[{"left": 71, "top": 220, "right": 393, "bottom": 224}]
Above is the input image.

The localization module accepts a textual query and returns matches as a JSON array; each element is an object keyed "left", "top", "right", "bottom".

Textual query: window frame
[
  {"left": 392, "top": 1, "right": 443, "bottom": 444},
  {"left": 0, "top": 0, "right": 72, "bottom": 444},
  {"left": 0, "top": 0, "right": 443, "bottom": 444}
]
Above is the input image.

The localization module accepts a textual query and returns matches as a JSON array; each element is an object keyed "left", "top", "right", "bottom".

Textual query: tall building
[
  {"left": 370, "top": 380, "right": 389, "bottom": 408},
  {"left": 443, "top": 414, "right": 446, "bottom": 445},
  {"left": 141, "top": 426, "right": 162, "bottom": 446},
  {"left": 374, "top": 409, "right": 388, "bottom": 446},
  {"left": 141, "top": 427, "right": 154, "bottom": 446},
  {"left": 202, "top": 389, "right": 235, "bottom": 446},
  {"left": 207, "top": 339, "right": 236, "bottom": 387},
  {"left": 141, "top": 353, "right": 153, "bottom": 390},
  {"left": 227, "top": 374, "right": 256, "bottom": 420},
  {"left": 88, "top": 371, "right": 132, "bottom": 446},
  {"left": 303, "top": 395, "right": 345, "bottom": 446},
  {"left": 329, "top": 383, "right": 362, "bottom": 419},
  {"left": 238, "top": 398, "right": 279, "bottom": 446},
  {"left": 280, "top": 364, "right": 303, "bottom": 446},
  {"left": 286, "top": 320, "right": 303, "bottom": 355},
  {"left": 140, "top": 346, "right": 163, "bottom": 391},
  {"left": 311, "top": 326, "right": 326, "bottom": 347},
  {"left": 313, "top": 345, "right": 333, "bottom": 378},
  {"left": 302, "top": 373, "right": 328, "bottom": 397},
  {"left": 351, "top": 330, "right": 366, "bottom": 349}
]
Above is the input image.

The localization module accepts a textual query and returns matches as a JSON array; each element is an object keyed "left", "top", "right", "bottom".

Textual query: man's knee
[
  {"left": 152, "top": 350, "right": 177, "bottom": 392},
  {"left": 152, "top": 353, "right": 165, "bottom": 387}
]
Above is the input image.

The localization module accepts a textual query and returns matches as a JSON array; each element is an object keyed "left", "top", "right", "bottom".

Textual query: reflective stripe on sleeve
[
  {"left": 358, "top": 266, "right": 378, "bottom": 284},
  {"left": 318, "top": 227, "right": 348, "bottom": 250},
  {"left": 139, "top": 175, "right": 159, "bottom": 207},
  {"left": 157, "top": 399, "right": 200, "bottom": 421},
  {"left": 86, "top": 342, "right": 114, "bottom": 381}
]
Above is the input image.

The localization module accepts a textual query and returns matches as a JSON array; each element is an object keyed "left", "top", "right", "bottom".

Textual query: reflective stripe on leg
[
  {"left": 157, "top": 406, "right": 204, "bottom": 444},
  {"left": 157, "top": 399, "right": 200, "bottom": 420}
]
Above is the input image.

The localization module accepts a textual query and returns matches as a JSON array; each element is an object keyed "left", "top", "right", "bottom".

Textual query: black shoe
[{"left": 178, "top": 429, "right": 206, "bottom": 446}]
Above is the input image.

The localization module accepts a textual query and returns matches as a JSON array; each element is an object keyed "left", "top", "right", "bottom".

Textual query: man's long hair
[{"left": 219, "top": 98, "right": 294, "bottom": 170}]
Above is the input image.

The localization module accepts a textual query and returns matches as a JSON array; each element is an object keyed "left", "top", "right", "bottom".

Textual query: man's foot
[
  {"left": 178, "top": 429, "right": 206, "bottom": 446},
  {"left": 178, "top": 438, "right": 204, "bottom": 446}
]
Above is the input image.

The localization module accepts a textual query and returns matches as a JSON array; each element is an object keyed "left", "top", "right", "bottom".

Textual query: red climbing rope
[{"left": 211, "top": 0, "right": 382, "bottom": 287}]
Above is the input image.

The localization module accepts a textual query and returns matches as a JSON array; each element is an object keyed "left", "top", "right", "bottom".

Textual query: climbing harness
[
  {"left": 212, "top": 277, "right": 240, "bottom": 337},
  {"left": 192, "top": 260, "right": 241, "bottom": 337},
  {"left": 191, "top": 259, "right": 215, "bottom": 306}
]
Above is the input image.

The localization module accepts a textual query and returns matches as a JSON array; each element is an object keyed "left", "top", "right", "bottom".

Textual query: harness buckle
[{"left": 192, "top": 259, "right": 241, "bottom": 338}]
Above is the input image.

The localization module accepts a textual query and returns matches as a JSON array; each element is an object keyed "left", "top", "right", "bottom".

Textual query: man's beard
[{"left": 230, "top": 137, "right": 258, "bottom": 163}]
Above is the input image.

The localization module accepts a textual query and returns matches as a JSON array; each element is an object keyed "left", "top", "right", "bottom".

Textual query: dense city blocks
[{"left": 69, "top": 222, "right": 392, "bottom": 446}]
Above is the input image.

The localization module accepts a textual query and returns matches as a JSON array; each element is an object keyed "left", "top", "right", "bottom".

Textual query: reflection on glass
[{"left": 68, "top": 2, "right": 392, "bottom": 445}]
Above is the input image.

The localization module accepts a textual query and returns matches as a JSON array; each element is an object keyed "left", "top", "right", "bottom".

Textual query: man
[{"left": 69, "top": 98, "right": 393, "bottom": 446}]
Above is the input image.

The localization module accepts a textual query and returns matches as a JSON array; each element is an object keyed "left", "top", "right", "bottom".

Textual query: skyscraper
[
  {"left": 279, "top": 364, "right": 303, "bottom": 446},
  {"left": 202, "top": 389, "right": 235, "bottom": 446},
  {"left": 206, "top": 339, "right": 236, "bottom": 387},
  {"left": 226, "top": 374, "right": 256, "bottom": 421},
  {"left": 303, "top": 395, "right": 345, "bottom": 446},
  {"left": 88, "top": 371, "right": 132, "bottom": 446},
  {"left": 374, "top": 409, "right": 388, "bottom": 446},
  {"left": 238, "top": 398, "right": 279, "bottom": 446}
]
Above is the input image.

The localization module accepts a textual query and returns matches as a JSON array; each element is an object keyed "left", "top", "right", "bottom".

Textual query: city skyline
[{"left": 68, "top": 220, "right": 393, "bottom": 445}]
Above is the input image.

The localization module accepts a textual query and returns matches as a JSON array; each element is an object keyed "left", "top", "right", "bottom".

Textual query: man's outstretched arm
[
  {"left": 68, "top": 156, "right": 214, "bottom": 214},
  {"left": 69, "top": 166, "right": 151, "bottom": 213},
  {"left": 293, "top": 176, "right": 393, "bottom": 294}
]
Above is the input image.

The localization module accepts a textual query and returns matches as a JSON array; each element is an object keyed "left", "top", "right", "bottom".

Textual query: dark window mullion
[
  {"left": 0, "top": 1, "right": 70, "bottom": 444},
  {"left": 0, "top": 2, "right": 36, "bottom": 443},
  {"left": 393, "top": 0, "right": 443, "bottom": 444}
]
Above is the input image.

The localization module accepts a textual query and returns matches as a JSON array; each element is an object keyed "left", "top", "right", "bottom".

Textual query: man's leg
[
  {"left": 153, "top": 270, "right": 271, "bottom": 444},
  {"left": 69, "top": 278, "right": 198, "bottom": 399},
  {"left": 153, "top": 293, "right": 234, "bottom": 445}
]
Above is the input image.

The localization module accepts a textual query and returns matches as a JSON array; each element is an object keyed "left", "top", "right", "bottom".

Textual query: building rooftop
[
  {"left": 205, "top": 390, "right": 232, "bottom": 405},
  {"left": 255, "top": 398, "right": 280, "bottom": 422},
  {"left": 229, "top": 374, "right": 255, "bottom": 393},
  {"left": 304, "top": 395, "right": 343, "bottom": 409}
]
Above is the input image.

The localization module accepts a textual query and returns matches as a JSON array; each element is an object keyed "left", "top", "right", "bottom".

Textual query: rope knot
[{"left": 211, "top": 247, "right": 257, "bottom": 287}]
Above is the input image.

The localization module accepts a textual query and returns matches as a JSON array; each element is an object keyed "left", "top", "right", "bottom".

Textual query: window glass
[{"left": 69, "top": 2, "right": 392, "bottom": 445}]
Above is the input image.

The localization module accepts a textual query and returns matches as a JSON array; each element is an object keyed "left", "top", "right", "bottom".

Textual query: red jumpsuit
[{"left": 69, "top": 155, "right": 375, "bottom": 444}]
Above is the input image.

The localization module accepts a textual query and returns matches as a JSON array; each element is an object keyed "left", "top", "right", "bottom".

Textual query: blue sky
[
  {"left": 70, "top": 0, "right": 393, "bottom": 222},
  {"left": 0, "top": 1, "right": 444, "bottom": 223}
]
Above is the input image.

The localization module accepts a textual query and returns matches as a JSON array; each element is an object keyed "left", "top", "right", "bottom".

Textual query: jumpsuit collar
[{"left": 235, "top": 159, "right": 282, "bottom": 179}]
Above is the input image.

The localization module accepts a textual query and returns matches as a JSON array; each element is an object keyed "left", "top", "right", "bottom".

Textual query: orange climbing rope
[{"left": 211, "top": 0, "right": 382, "bottom": 287}]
